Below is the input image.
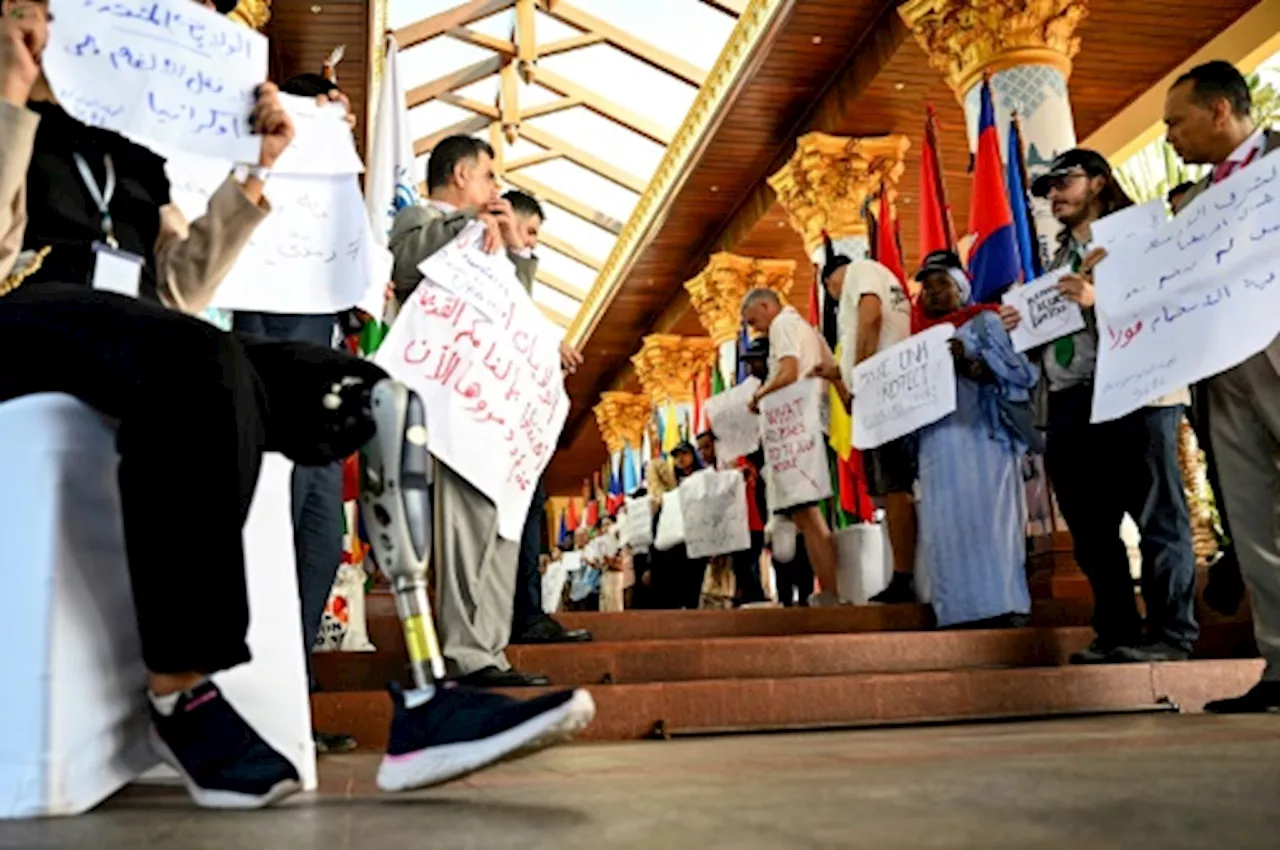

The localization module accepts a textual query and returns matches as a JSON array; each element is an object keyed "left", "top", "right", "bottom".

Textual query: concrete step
[{"left": 310, "top": 658, "right": 1265, "bottom": 747}]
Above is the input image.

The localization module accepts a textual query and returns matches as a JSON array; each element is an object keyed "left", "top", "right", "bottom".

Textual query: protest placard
[
  {"left": 703, "top": 376, "right": 761, "bottom": 461},
  {"left": 165, "top": 159, "right": 380, "bottom": 313},
  {"left": 44, "top": 0, "right": 267, "bottom": 163},
  {"left": 619, "top": 497, "right": 653, "bottom": 550},
  {"left": 1090, "top": 153, "right": 1280, "bottom": 422},
  {"left": 851, "top": 325, "right": 957, "bottom": 449},
  {"left": 679, "top": 469, "right": 751, "bottom": 559},
  {"left": 760, "top": 379, "right": 832, "bottom": 512},
  {"left": 1090, "top": 199, "right": 1168, "bottom": 253},
  {"left": 375, "top": 223, "right": 570, "bottom": 540},
  {"left": 270, "top": 94, "right": 365, "bottom": 175},
  {"left": 1002, "top": 273, "right": 1087, "bottom": 353}
]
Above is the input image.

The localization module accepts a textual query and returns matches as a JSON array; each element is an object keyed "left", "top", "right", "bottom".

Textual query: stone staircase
[{"left": 311, "top": 590, "right": 1262, "bottom": 749}]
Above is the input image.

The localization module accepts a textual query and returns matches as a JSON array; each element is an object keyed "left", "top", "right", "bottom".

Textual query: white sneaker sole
[
  {"left": 376, "top": 688, "right": 596, "bottom": 792},
  {"left": 149, "top": 728, "right": 302, "bottom": 810}
]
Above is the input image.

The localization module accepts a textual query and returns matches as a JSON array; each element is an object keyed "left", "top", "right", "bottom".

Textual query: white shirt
[
  {"left": 1223, "top": 127, "right": 1267, "bottom": 171},
  {"left": 836, "top": 259, "right": 912, "bottom": 385},
  {"left": 767, "top": 304, "right": 834, "bottom": 430}
]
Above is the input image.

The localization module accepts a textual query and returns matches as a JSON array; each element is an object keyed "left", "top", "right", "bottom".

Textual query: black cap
[
  {"left": 820, "top": 231, "right": 852, "bottom": 284},
  {"left": 914, "top": 249, "right": 963, "bottom": 282},
  {"left": 1031, "top": 148, "right": 1113, "bottom": 198},
  {"left": 215, "top": 0, "right": 239, "bottom": 13},
  {"left": 671, "top": 440, "right": 696, "bottom": 457},
  {"left": 739, "top": 336, "right": 769, "bottom": 361}
]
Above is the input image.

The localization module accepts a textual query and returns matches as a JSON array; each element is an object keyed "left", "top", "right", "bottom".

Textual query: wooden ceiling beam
[
  {"left": 519, "top": 96, "right": 582, "bottom": 120},
  {"left": 406, "top": 55, "right": 507, "bottom": 108},
  {"left": 538, "top": 233, "right": 603, "bottom": 272},
  {"left": 539, "top": 303, "right": 575, "bottom": 327},
  {"left": 395, "top": 0, "right": 515, "bottom": 50},
  {"left": 537, "top": 33, "right": 605, "bottom": 58},
  {"left": 446, "top": 27, "right": 516, "bottom": 56},
  {"left": 537, "top": 0, "right": 707, "bottom": 86},
  {"left": 535, "top": 268, "right": 590, "bottom": 299},
  {"left": 504, "top": 171, "right": 624, "bottom": 235},
  {"left": 517, "top": 124, "right": 647, "bottom": 193},
  {"left": 439, "top": 92, "right": 500, "bottom": 120},
  {"left": 531, "top": 66, "right": 672, "bottom": 145},
  {"left": 505, "top": 149, "right": 560, "bottom": 170},
  {"left": 515, "top": 0, "right": 537, "bottom": 77},
  {"left": 699, "top": 0, "right": 746, "bottom": 14},
  {"left": 414, "top": 115, "right": 491, "bottom": 156}
]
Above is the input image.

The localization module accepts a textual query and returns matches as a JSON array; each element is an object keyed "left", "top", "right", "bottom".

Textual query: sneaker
[
  {"left": 1113, "top": 640, "right": 1192, "bottom": 663},
  {"left": 807, "top": 590, "right": 843, "bottom": 607},
  {"left": 512, "top": 614, "right": 593, "bottom": 645},
  {"left": 1069, "top": 640, "right": 1125, "bottom": 665},
  {"left": 313, "top": 729, "right": 357, "bottom": 754},
  {"left": 149, "top": 681, "right": 301, "bottom": 809},
  {"left": 870, "top": 572, "right": 916, "bottom": 604},
  {"left": 1203, "top": 680, "right": 1280, "bottom": 714},
  {"left": 376, "top": 683, "right": 596, "bottom": 792}
]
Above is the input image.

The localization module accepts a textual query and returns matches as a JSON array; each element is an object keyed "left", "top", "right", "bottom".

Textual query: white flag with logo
[{"left": 366, "top": 36, "right": 420, "bottom": 245}]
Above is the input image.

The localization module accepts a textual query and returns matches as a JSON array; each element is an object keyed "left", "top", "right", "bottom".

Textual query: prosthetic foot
[{"left": 359, "top": 379, "right": 444, "bottom": 689}]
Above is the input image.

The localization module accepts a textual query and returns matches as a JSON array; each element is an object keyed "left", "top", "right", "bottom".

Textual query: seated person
[{"left": 0, "top": 0, "right": 591, "bottom": 809}]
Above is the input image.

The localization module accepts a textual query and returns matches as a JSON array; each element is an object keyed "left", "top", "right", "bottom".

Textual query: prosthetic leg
[{"left": 355, "top": 379, "right": 444, "bottom": 690}]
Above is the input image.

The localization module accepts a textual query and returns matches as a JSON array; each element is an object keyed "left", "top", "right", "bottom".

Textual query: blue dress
[{"left": 916, "top": 312, "right": 1038, "bottom": 627}]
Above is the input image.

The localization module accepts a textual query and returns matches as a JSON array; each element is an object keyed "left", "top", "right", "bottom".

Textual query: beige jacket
[{"left": 0, "top": 101, "right": 270, "bottom": 314}]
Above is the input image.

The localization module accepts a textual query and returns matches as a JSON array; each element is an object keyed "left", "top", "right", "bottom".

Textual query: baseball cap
[
  {"left": 914, "top": 249, "right": 963, "bottom": 282},
  {"left": 1030, "top": 148, "right": 1113, "bottom": 198}
]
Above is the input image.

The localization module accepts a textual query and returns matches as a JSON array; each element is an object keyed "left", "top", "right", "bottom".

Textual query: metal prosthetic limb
[{"left": 358, "top": 379, "right": 444, "bottom": 690}]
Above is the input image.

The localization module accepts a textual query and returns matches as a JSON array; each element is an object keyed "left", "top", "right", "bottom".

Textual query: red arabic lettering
[
  {"left": 1107, "top": 319, "right": 1144, "bottom": 350},
  {"left": 402, "top": 339, "right": 431, "bottom": 365}
]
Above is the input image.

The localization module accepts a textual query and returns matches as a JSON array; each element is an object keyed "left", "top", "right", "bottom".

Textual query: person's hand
[
  {"left": 0, "top": 2, "right": 47, "bottom": 107},
  {"left": 748, "top": 391, "right": 763, "bottom": 415},
  {"left": 808, "top": 361, "right": 842, "bottom": 384},
  {"left": 483, "top": 198, "right": 521, "bottom": 248},
  {"left": 317, "top": 89, "right": 356, "bottom": 131},
  {"left": 1057, "top": 273, "right": 1096, "bottom": 308},
  {"left": 252, "top": 83, "right": 295, "bottom": 169},
  {"left": 476, "top": 213, "right": 503, "bottom": 254},
  {"left": 948, "top": 337, "right": 966, "bottom": 363},
  {"left": 1079, "top": 247, "right": 1108, "bottom": 276},
  {"left": 559, "top": 340, "right": 583, "bottom": 375},
  {"left": 998, "top": 303, "right": 1022, "bottom": 332}
]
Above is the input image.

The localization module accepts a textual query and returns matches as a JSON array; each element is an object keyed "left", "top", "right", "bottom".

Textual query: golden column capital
[
  {"left": 593, "top": 392, "right": 652, "bottom": 455},
  {"left": 631, "top": 335, "right": 717, "bottom": 406},
  {"left": 899, "top": 0, "right": 1088, "bottom": 97},
  {"left": 684, "top": 253, "right": 797, "bottom": 345},
  {"left": 767, "top": 133, "right": 910, "bottom": 255},
  {"left": 229, "top": 0, "right": 271, "bottom": 29}
]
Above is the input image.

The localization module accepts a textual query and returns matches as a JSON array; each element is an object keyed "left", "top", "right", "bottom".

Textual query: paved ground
[{"left": 5, "top": 714, "right": 1280, "bottom": 849}]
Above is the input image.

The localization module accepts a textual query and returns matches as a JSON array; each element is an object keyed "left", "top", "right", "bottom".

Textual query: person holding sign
[
  {"left": 1001, "top": 149, "right": 1199, "bottom": 666},
  {"left": 1158, "top": 61, "right": 1280, "bottom": 712},
  {"left": 901, "top": 252, "right": 1036, "bottom": 628},
  {"left": 0, "top": 0, "right": 593, "bottom": 807},
  {"left": 742, "top": 287, "right": 842, "bottom": 605}
]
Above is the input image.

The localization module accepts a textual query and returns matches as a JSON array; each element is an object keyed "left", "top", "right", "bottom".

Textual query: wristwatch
[{"left": 235, "top": 163, "right": 272, "bottom": 183}]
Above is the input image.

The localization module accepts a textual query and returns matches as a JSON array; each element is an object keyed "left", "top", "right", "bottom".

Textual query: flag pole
[{"left": 924, "top": 104, "right": 957, "bottom": 248}]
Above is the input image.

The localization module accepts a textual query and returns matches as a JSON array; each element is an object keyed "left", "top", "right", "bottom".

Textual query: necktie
[{"left": 1053, "top": 249, "right": 1082, "bottom": 368}]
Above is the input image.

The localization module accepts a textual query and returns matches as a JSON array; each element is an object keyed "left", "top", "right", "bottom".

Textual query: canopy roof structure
[{"left": 384, "top": 0, "right": 747, "bottom": 329}]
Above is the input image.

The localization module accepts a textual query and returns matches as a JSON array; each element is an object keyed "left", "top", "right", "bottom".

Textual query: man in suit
[
  {"left": 388, "top": 137, "right": 554, "bottom": 686},
  {"left": 1165, "top": 60, "right": 1280, "bottom": 713}
]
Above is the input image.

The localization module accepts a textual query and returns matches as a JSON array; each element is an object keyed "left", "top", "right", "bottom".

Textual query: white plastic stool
[
  {"left": 834, "top": 523, "right": 893, "bottom": 605},
  {"left": 0, "top": 394, "right": 317, "bottom": 819}
]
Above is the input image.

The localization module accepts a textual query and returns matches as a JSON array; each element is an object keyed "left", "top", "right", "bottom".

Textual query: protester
[
  {"left": 1002, "top": 148, "right": 1199, "bottom": 664},
  {"left": 697, "top": 428, "right": 767, "bottom": 605},
  {"left": 1159, "top": 60, "right": 1280, "bottom": 712},
  {"left": 667, "top": 440, "right": 709, "bottom": 608},
  {"left": 819, "top": 233, "right": 918, "bottom": 604},
  {"left": 0, "top": 0, "right": 591, "bottom": 807},
  {"left": 741, "top": 288, "right": 842, "bottom": 605}
]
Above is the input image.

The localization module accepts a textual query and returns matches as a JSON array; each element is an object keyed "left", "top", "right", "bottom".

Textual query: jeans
[{"left": 1045, "top": 384, "right": 1198, "bottom": 650}]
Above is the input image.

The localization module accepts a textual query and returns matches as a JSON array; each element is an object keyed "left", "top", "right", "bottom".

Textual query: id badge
[{"left": 91, "top": 242, "right": 143, "bottom": 299}]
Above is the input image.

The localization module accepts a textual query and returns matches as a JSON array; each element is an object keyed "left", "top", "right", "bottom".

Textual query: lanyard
[{"left": 73, "top": 153, "right": 118, "bottom": 249}]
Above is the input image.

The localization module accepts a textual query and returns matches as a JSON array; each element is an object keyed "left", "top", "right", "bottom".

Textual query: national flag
[
  {"left": 807, "top": 271, "right": 821, "bottom": 327},
  {"left": 735, "top": 323, "right": 750, "bottom": 384},
  {"left": 622, "top": 443, "right": 639, "bottom": 494},
  {"left": 607, "top": 460, "right": 625, "bottom": 515},
  {"left": 1006, "top": 111, "right": 1043, "bottom": 282},
  {"left": 557, "top": 510, "right": 568, "bottom": 546},
  {"left": 692, "top": 366, "right": 710, "bottom": 435},
  {"left": 366, "top": 35, "right": 420, "bottom": 245},
  {"left": 565, "top": 496, "right": 579, "bottom": 531},
  {"left": 661, "top": 403, "right": 681, "bottom": 454},
  {"left": 874, "top": 191, "right": 907, "bottom": 285},
  {"left": 966, "top": 78, "right": 1022, "bottom": 303},
  {"left": 919, "top": 105, "right": 957, "bottom": 259}
]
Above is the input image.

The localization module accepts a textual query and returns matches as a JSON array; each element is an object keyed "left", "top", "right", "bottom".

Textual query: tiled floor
[{"left": 5, "top": 714, "right": 1280, "bottom": 849}]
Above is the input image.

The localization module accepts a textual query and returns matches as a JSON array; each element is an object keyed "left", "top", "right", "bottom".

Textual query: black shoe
[
  {"left": 313, "top": 729, "right": 357, "bottom": 754},
  {"left": 1204, "top": 680, "right": 1280, "bottom": 714},
  {"left": 870, "top": 572, "right": 916, "bottom": 604},
  {"left": 149, "top": 681, "right": 301, "bottom": 809},
  {"left": 457, "top": 666, "right": 551, "bottom": 688},
  {"left": 1069, "top": 640, "right": 1126, "bottom": 665},
  {"left": 1113, "top": 640, "right": 1192, "bottom": 663},
  {"left": 377, "top": 683, "right": 595, "bottom": 791},
  {"left": 511, "top": 615, "right": 593, "bottom": 645}
]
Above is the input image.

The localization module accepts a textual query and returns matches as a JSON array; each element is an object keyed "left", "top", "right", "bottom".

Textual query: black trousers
[
  {"left": 1045, "top": 384, "right": 1199, "bottom": 650},
  {"left": 512, "top": 477, "right": 547, "bottom": 634},
  {"left": 0, "top": 285, "right": 384, "bottom": 675},
  {"left": 234, "top": 312, "right": 345, "bottom": 678},
  {"left": 732, "top": 530, "right": 767, "bottom": 605}
]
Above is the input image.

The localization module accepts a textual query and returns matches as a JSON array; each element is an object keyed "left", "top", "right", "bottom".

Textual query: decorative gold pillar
[
  {"left": 593, "top": 392, "right": 652, "bottom": 456},
  {"left": 630, "top": 335, "right": 717, "bottom": 407},
  {"left": 900, "top": 0, "right": 1088, "bottom": 257},
  {"left": 685, "top": 253, "right": 797, "bottom": 387},
  {"left": 768, "top": 133, "right": 910, "bottom": 266},
  {"left": 229, "top": 0, "right": 272, "bottom": 29}
]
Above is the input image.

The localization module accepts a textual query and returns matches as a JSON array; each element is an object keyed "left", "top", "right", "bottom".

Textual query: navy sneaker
[
  {"left": 149, "top": 681, "right": 301, "bottom": 809},
  {"left": 376, "top": 683, "right": 595, "bottom": 792}
]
